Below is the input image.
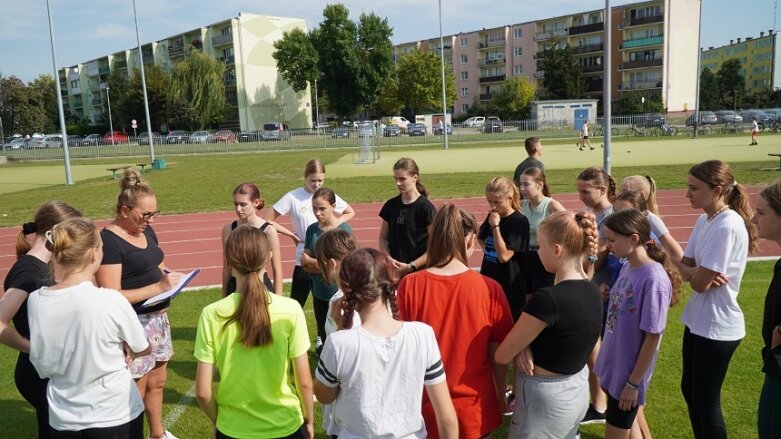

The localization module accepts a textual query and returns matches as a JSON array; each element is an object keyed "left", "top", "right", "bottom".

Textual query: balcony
[
  {"left": 619, "top": 80, "right": 663, "bottom": 91},
  {"left": 535, "top": 51, "right": 546, "bottom": 60},
  {"left": 621, "top": 35, "right": 663, "bottom": 50},
  {"left": 89, "top": 83, "right": 101, "bottom": 92},
  {"left": 573, "top": 42, "right": 604, "bottom": 54},
  {"left": 586, "top": 79, "right": 603, "bottom": 92},
  {"left": 533, "top": 70, "right": 545, "bottom": 79},
  {"left": 91, "top": 97, "right": 103, "bottom": 106},
  {"left": 71, "top": 86, "right": 81, "bottom": 95},
  {"left": 480, "top": 93, "right": 496, "bottom": 100},
  {"left": 86, "top": 66, "right": 99, "bottom": 76},
  {"left": 98, "top": 65, "right": 110, "bottom": 75},
  {"left": 72, "top": 100, "right": 83, "bottom": 109},
  {"left": 625, "top": 14, "right": 664, "bottom": 27},
  {"left": 581, "top": 65, "right": 602, "bottom": 73},
  {"left": 535, "top": 29, "right": 568, "bottom": 41},
  {"left": 224, "top": 76, "right": 236, "bottom": 86},
  {"left": 114, "top": 59, "right": 127, "bottom": 69},
  {"left": 620, "top": 58, "right": 663, "bottom": 70},
  {"left": 478, "top": 39, "right": 506, "bottom": 49},
  {"left": 169, "top": 45, "right": 185, "bottom": 58},
  {"left": 69, "top": 71, "right": 80, "bottom": 81},
  {"left": 142, "top": 53, "right": 154, "bottom": 64},
  {"left": 227, "top": 98, "right": 239, "bottom": 107},
  {"left": 60, "top": 89, "right": 68, "bottom": 97},
  {"left": 569, "top": 22, "right": 604, "bottom": 36},
  {"left": 212, "top": 33, "right": 233, "bottom": 47},
  {"left": 479, "top": 74, "right": 506, "bottom": 83},
  {"left": 219, "top": 54, "right": 235, "bottom": 64},
  {"left": 479, "top": 57, "right": 506, "bottom": 66}
]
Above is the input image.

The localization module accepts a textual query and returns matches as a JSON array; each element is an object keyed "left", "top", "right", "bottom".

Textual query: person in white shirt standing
[
  {"left": 28, "top": 217, "right": 150, "bottom": 438},
  {"left": 678, "top": 160, "right": 759, "bottom": 439},
  {"left": 751, "top": 116, "right": 760, "bottom": 145},
  {"left": 578, "top": 120, "right": 594, "bottom": 151}
]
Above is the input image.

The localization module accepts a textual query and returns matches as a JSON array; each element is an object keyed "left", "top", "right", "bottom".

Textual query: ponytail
[
  {"left": 223, "top": 225, "right": 273, "bottom": 347},
  {"left": 725, "top": 182, "right": 759, "bottom": 254},
  {"left": 485, "top": 176, "right": 520, "bottom": 212},
  {"left": 539, "top": 210, "right": 597, "bottom": 261},
  {"left": 393, "top": 157, "right": 428, "bottom": 198},
  {"left": 17, "top": 201, "right": 81, "bottom": 258},
  {"left": 645, "top": 175, "right": 659, "bottom": 215},
  {"left": 522, "top": 167, "right": 551, "bottom": 198},
  {"left": 339, "top": 248, "right": 399, "bottom": 329},
  {"left": 578, "top": 167, "right": 616, "bottom": 203},
  {"left": 645, "top": 241, "right": 683, "bottom": 306}
]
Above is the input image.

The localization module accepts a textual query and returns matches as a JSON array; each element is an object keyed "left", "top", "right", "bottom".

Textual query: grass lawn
[{"left": 0, "top": 261, "right": 773, "bottom": 438}]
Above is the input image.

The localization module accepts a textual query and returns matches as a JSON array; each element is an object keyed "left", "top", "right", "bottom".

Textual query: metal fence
[{"left": 0, "top": 114, "right": 767, "bottom": 162}]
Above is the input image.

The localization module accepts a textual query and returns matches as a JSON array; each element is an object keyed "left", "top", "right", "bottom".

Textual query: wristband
[
  {"left": 588, "top": 255, "right": 599, "bottom": 264},
  {"left": 491, "top": 224, "right": 500, "bottom": 230},
  {"left": 625, "top": 380, "right": 639, "bottom": 390},
  {"left": 409, "top": 262, "right": 417, "bottom": 272}
]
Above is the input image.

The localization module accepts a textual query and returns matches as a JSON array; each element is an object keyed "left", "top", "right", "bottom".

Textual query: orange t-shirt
[{"left": 397, "top": 269, "right": 514, "bottom": 439}]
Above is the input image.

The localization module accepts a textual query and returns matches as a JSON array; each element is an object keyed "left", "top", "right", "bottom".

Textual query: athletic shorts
[
  {"left": 606, "top": 393, "right": 640, "bottom": 430},
  {"left": 129, "top": 310, "right": 174, "bottom": 378}
]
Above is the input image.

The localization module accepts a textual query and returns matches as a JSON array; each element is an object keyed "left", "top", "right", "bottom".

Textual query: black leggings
[
  {"left": 15, "top": 353, "right": 50, "bottom": 439},
  {"left": 681, "top": 327, "right": 741, "bottom": 439},
  {"left": 290, "top": 266, "right": 311, "bottom": 308},
  {"left": 217, "top": 423, "right": 307, "bottom": 439},
  {"left": 50, "top": 413, "right": 144, "bottom": 438},
  {"left": 313, "top": 296, "right": 330, "bottom": 344}
]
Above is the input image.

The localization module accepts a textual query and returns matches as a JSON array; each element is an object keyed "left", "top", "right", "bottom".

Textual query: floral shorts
[{"left": 129, "top": 310, "right": 174, "bottom": 378}]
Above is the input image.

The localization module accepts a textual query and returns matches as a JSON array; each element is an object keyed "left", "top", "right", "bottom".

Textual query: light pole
[
  {"left": 105, "top": 84, "right": 115, "bottom": 146},
  {"left": 132, "top": 0, "right": 155, "bottom": 162},
  {"left": 0, "top": 116, "right": 4, "bottom": 152},
  {"left": 45, "top": 0, "right": 73, "bottom": 185},
  {"left": 603, "top": 0, "right": 612, "bottom": 174},
  {"left": 438, "top": 0, "right": 449, "bottom": 150}
]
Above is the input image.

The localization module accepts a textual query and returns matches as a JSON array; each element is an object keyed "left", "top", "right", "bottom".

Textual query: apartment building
[
  {"left": 394, "top": 0, "right": 700, "bottom": 117},
  {"left": 58, "top": 13, "right": 313, "bottom": 131},
  {"left": 701, "top": 31, "right": 781, "bottom": 93}
]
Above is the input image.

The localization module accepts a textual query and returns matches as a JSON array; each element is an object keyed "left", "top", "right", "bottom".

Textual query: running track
[{"left": 1, "top": 188, "right": 778, "bottom": 289}]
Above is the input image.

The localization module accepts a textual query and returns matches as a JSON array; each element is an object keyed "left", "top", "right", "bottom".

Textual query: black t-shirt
[
  {"left": 762, "top": 259, "right": 781, "bottom": 375},
  {"left": 524, "top": 279, "right": 603, "bottom": 375},
  {"left": 100, "top": 226, "right": 166, "bottom": 314},
  {"left": 512, "top": 157, "right": 545, "bottom": 186},
  {"left": 3, "top": 255, "right": 52, "bottom": 339},
  {"left": 478, "top": 211, "right": 529, "bottom": 311},
  {"left": 379, "top": 194, "right": 436, "bottom": 263}
]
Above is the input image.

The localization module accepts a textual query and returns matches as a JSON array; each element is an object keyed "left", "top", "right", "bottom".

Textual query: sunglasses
[{"left": 136, "top": 209, "right": 161, "bottom": 221}]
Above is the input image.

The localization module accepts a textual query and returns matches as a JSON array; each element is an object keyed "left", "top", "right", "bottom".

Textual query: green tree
[
  {"left": 617, "top": 91, "right": 664, "bottom": 114},
  {"left": 715, "top": 59, "right": 745, "bottom": 109},
  {"left": 167, "top": 48, "right": 228, "bottom": 130},
  {"left": 104, "top": 69, "right": 130, "bottom": 132},
  {"left": 0, "top": 75, "right": 48, "bottom": 135},
  {"left": 698, "top": 67, "right": 719, "bottom": 110},
  {"left": 538, "top": 44, "right": 585, "bottom": 99},
  {"left": 124, "top": 65, "right": 168, "bottom": 132},
  {"left": 370, "top": 75, "right": 404, "bottom": 116},
  {"left": 396, "top": 49, "right": 456, "bottom": 114},
  {"left": 28, "top": 75, "right": 58, "bottom": 133},
  {"left": 491, "top": 76, "right": 535, "bottom": 120},
  {"left": 273, "top": 28, "right": 318, "bottom": 92},
  {"left": 310, "top": 4, "right": 394, "bottom": 117}
]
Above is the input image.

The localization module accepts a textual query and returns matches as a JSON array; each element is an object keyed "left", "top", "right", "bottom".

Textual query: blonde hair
[
  {"left": 222, "top": 225, "right": 273, "bottom": 347},
  {"left": 486, "top": 176, "right": 520, "bottom": 212},
  {"left": 759, "top": 179, "right": 781, "bottom": 216},
  {"left": 538, "top": 210, "right": 598, "bottom": 261},
  {"left": 621, "top": 175, "right": 659, "bottom": 214},
  {"left": 115, "top": 169, "right": 155, "bottom": 215},
  {"left": 45, "top": 217, "right": 99, "bottom": 269},
  {"left": 17, "top": 201, "right": 81, "bottom": 258}
]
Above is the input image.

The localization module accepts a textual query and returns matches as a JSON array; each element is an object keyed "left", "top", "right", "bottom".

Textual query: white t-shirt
[
  {"left": 325, "top": 289, "right": 362, "bottom": 336},
  {"left": 646, "top": 211, "right": 669, "bottom": 244},
  {"left": 752, "top": 120, "right": 759, "bottom": 132},
  {"left": 28, "top": 281, "right": 148, "bottom": 431},
  {"left": 315, "top": 321, "right": 446, "bottom": 439},
  {"left": 272, "top": 187, "right": 349, "bottom": 265},
  {"left": 680, "top": 210, "right": 748, "bottom": 341},
  {"left": 582, "top": 122, "right": 590, "bottom": 137}
]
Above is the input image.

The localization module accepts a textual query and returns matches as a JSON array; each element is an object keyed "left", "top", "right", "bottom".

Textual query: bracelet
[
  {"left": 491, "top": 224, "right": 500, "bottom": 230},
  {"left": 409, "top": 262, "right": 417, "bottom": 272},
  {"left": 587, "top": 255, "right": 599, "bottom": 264},
  {"left": 625, "top": 380, "right": 639, "bottom": 390}
]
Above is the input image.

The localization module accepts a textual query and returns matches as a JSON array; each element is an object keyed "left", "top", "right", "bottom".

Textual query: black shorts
[
  {"left": 525, "top": 248, "right": 555, "bottom": 294},
  {"left": 583, "top": 135, "right": 589, "bottom": 139},
  {"left": 606, "top": 393, "right": 640, "bottom": 430}
]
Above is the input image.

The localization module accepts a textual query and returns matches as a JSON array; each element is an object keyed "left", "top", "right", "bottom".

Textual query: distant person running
[
  {"left": 314, "top": 248, "right": 459, "bottom": 438},
  {"left": 579, "top": 120, "right": 594, "bottom": 151},
  {"left": 513, "top": 137, "right": 545, "bottom": 188},
  {"left": 751, "top": 117, "right": 760, "bottom": 145}
]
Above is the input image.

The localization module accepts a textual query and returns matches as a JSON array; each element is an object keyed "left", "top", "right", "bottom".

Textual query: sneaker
[
  {"left": 589, "top": 147, "right": 595, "bottom": 150},
  {"left": 580, "top": 404, "right": 606, "bottom": 425},
  {"left": 149, "top": 431, "right": 179, "bottom": 439},
  {"left": 579, "top": 147, "right": 584, "bottom": 151}
]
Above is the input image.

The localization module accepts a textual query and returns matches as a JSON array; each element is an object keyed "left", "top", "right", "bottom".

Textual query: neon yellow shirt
[{"left": 194, "top": 292, "right": 310, "bottom": 438}]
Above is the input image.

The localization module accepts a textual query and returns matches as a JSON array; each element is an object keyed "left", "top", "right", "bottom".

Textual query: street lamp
[
  {"left": 0, "top": 116, "right": 4, "bottom": 152},
  {"left": 45, "top": 0, "right": 73, "bottom": 185},
  {"left": 438, "top": 0, "right": 449, "bottom": 150},
  {"left": 105, "top": 84, "right": 115, "bottom": 146}
]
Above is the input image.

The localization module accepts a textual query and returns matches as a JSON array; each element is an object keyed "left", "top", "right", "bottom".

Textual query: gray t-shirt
[{"left": 513, "top": 157, "right": 545, "bottom": 185}]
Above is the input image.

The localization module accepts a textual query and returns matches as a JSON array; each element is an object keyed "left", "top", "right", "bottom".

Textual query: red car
[
  {"left": 215, "top": 130, "right": 237, "bottom": 143},
  {"left": 102, "top": 131, "right": 129, "bottom": 144}
]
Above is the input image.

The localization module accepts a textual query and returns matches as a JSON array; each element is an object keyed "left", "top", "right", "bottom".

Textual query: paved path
[{"left": 1, "top": 188, "right": 777, "bottom": 289}]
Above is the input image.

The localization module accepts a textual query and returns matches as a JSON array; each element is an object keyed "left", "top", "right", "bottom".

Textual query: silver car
[{"left": 189, "top": 130, "right": 215, "bottom": 144}]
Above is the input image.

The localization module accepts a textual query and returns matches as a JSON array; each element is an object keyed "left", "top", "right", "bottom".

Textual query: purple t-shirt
[{"left": 594, "top": 261, "right": 671, "bottom": 404}]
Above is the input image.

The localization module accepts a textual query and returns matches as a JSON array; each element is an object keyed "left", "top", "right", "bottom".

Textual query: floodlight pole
[
  {"left": 106, "top": 85, "right": 115, "bottom": 146},
  {"left": 45, "top": 0, "right": 73, "bottom": 185},
  {"left": 438, "top": 0, "right": 449, "bottom": 150},
  {"left": 133, "top": 0, "right": 155, "bottom": 162},
  {"left": 603, "top": 0, "right": 612, "bottom": 174}
]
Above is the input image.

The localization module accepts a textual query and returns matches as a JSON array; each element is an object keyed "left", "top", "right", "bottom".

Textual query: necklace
[
  {"left": 707, "top": 205, "right": 730, "bottom": 222},
  {"left": 114, "top": 223, "right": 141, "bottom": 238}
]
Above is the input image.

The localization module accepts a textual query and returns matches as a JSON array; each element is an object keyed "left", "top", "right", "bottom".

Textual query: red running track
[{"left": 1, "top": 188, "right": 778, "bottom": 290}]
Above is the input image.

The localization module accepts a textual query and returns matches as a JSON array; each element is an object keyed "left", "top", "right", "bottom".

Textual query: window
[
  {"left": 221, "top": 26, "right": 232, "bottom": 36},
  {"left": 461, "top": 87, "right": 469, "bottom": 97},
  {"left": 513, "top": 47, "right": 523, "bottom": 57},
  {"left": 460, "top": 37, "right": 468, "bottom": 47},
  {"left": 513, "top": 28, "right": 522, "bottom": 39},
  {"left": 461, "top": 71, "right": 469, "bottom": 80},
  {"left": 70, "top": 80, "right": 80, "bottom": 88},
  {"left": 461, "top": 103, "right": 469, "bottom": 113},
  {"left": 461, "top": 54, "right": 468, "bottom": 64},
  {"left": 514, "top": 65, "right": 523, "bottom": 75}
]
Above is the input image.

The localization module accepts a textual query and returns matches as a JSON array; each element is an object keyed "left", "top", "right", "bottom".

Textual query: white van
[{"left": 381, "top": 116, "right": 411, "bottom": 131}]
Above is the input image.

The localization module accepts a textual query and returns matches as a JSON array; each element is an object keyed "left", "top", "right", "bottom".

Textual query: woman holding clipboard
[{"left": 96, "top": 169, "right": 185, "bottom": 439}]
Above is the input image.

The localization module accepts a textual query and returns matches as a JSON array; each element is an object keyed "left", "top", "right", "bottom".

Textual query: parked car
[
  {"left": 82, "top": 133, "right": 102, "bottom": 146},
  {"left": 166, "top": 130, "right": 191, "bottom": 144},
  {"left": 383, "top": 125, "right": 402, "bottom": 137},
  {"left": 312, "top": 122, "right": 331, "bottom": 131},
  {"left": 356, "top": 122, "right": 375, "bottom": 137},
  {"left": 380, "top": 116, "right": 411, "bottom": 132},
  {"left": 463, "top": 116, "right": 486, "bottom": 128},
  {"left": 685, "top": 111, "right": 718, "bottom": 127},
  {"left": 189, "top": 130, "right": 215, "bottom": 144},
  {"left": 433, "top": 123, "right": 452, "bottom": 135},
  {"left": 42, "top": 135, "right": 63, "bottom": 148},
  {"left": 66, "top": 135, "right": 84, "bottom": 147},
  {"left": 714, "top": 110, "right": 743, "bottom": 124},
  {"left": 408, "top": 123, "right": 427, "bottom": 136},
  {"left": 27, "top": 137, "right": 46, "bottom": 148},
  {"left": 237, "top": 130, "right": 261, "bottom": 142},
  {"left": 331, "top": 126, "right": 351, "bottom": 138},
  {"left": 138, "top": 131, "right": 162, "bottom": 145},
  {"left": 482, "top": 117, "right": 503, "bottom": 133},
  {"left": 4, "top": 138, "right": 26, "bottom": 149},
  {"left": 215, "top": 130, "right": 237, "bottom": 143},
  {"left": 635, "top": 113, "right": 665, "bottom": 128},
  {"left": 103, "top": 131, "right": 129, "bottom": 144},
  {"left": 740, "top": 109, "right": 773, "bottom": 124},
  {"left": 261, "top": 122, "right": 291, "bottom": 141}
]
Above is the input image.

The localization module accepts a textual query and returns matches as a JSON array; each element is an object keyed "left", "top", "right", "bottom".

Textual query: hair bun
[{"left": 22, "top": 222, "right": 37, "bottom": 235}]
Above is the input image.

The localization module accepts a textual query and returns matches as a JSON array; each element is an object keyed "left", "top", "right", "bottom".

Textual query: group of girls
[{"left": 2, "top": 154, "right": 780, "bottom": 439}]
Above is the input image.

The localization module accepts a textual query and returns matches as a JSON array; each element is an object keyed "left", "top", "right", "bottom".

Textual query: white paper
[{"left": 140, "top": 269, "right": 200, "bottom": 309}]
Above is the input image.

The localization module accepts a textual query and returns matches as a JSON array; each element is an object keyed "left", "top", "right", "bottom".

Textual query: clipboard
[{"left": 139, "top": 269, "right": 200, "bottom": 309}]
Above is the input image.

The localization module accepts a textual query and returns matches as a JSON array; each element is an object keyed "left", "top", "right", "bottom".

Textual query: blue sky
[{"left": 0, "top": 0, "right": 775, "bottom": 83}]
